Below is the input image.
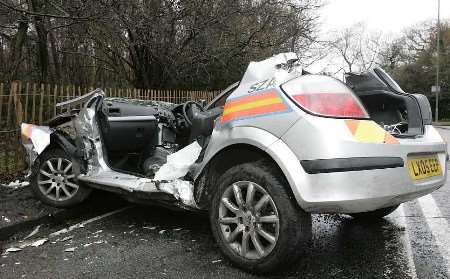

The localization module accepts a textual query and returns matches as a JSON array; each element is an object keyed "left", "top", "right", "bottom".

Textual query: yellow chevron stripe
[
  {"left": 223, "top": 97, "right": 282, "bottom": 115},
  {"left": 353, "top": 121, "right": 387, "bottom": 143}
]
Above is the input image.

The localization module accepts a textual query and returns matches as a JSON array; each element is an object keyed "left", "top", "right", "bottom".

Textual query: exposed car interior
[{"left": 92, "top": 83, "right": 239, "bottom": 177}]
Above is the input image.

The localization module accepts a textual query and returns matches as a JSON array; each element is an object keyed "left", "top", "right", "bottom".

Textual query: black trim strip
[{"left": 301, "top": 157, "right": 404, "bottom": 174}]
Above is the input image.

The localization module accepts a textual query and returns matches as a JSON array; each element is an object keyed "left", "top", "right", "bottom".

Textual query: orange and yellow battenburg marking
[
  {"left": 221, "top": 91, "right": 290, "bottom": 123},
  {"left": 21, "top": 123, "right": 33, "bottom": 138},
  {"left": 345, "top": 120, "right": 399, "bottom": 144}
]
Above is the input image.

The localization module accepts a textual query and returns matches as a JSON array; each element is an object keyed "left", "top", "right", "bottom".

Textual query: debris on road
[
  {"left": 30, "top": 238, "right": 47, "bottom": 247},
  {"left": 0, "top": 185, "right": 61, "bottom": 230},
  {"left": 1, "top": 215, "right": 11, "bottom": 223},
  {"left": 83, "top": 240, "right": 105, "bottom": 248},
  {"left": 5, "top": 247, "right": 22, "bottom": 253},
  {"left": 2, "top": 180, "right": 30, "bottom": 189},
  {"left": 24, "top": 225, "right": 42, "bottom": 240},
  {"left": 49, "top": 207, "right": 130, "bottom": 238},
  {"left": 143, "top": 226, "right": 157, "bottom": 230},
  {"left": 3, "top": 237, "right": 49, "bottom": 254},
  {"left": 60, "top": 235, "right": 74, "bottom": 242}
]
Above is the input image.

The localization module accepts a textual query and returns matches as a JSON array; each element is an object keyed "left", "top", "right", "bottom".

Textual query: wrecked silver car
[{"left": 21, "top": 53, "right": 447, "bottom": 274}]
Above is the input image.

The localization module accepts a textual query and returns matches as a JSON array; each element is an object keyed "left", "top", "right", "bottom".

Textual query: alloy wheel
[
  {"left": 218, "top": 181, "right": 280, "bottom": 260},
  {"left": 37, "top": 157, "right": 78, "bottom": 201}
]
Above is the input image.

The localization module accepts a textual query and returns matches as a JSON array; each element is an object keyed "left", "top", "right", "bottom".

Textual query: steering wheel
[{"left": 182, "top": 101, "right": 204, "bottom": 126}]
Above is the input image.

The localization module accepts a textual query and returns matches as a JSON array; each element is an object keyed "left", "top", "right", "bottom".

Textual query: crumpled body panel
[{"left": 22, "top": 90, "right": 201, "bottom": 209}]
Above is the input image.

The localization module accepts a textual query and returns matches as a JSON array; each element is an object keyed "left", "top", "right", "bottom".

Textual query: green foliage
[
  {"left": 428, "top": 94, "right": 450, "bottom": 120},
  {"left": 380, "top": 22, "right": 450, "bottom": 95}
]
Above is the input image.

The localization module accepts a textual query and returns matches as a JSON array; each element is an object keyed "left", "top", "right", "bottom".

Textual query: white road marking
[
  {"left": 49, "top": 206, "right": 133, "bottom": 238},
  {"left": 417, "top": 194, "right": 450, "bottom": 274},
  {"left": 395, "top": 204, "right": 418, "bottom": 279},
  {"left": 5, "top": 206, "right": 132, "bottom": 250}
]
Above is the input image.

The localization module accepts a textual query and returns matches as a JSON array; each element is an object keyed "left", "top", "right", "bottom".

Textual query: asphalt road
[{"left": 2, "top": 128, "right": 450, "bottom": 278}]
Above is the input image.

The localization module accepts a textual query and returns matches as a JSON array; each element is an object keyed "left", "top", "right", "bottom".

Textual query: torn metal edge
[{"left": 56, "top": 88, "right": 102, "bottom": 108}]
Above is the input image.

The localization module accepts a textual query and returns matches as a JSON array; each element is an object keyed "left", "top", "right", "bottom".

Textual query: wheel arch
[
  {"left": 32, "top": 132, "right": 83, "bottom": 177},
  {"left": 193, "top": 142, "right": 299, "bottom": 210}
]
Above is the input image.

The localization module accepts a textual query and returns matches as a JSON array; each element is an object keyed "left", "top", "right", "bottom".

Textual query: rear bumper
[
  {"left": 296, "top": 160, "right": 446, "bottom": 213},
  {"left": 273, "top": 117, "right": 448, "bottom": 213}
]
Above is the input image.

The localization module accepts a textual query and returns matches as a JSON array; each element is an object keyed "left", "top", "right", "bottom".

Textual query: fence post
[
  {"left": 6, "top": 82, "right": 14, "bottom": 129},
  {"left": 46, "top": 84, "right": 51, "bottom": 120},
  {"left": 11, "top": 81, "right": 23, "bottom": 170},
  {"left": 12, "top": 81, "right": 23, "bottom": 125},
  {"left": 0, "top": 83, "right": 3, "bottom": 173},
  {"left": 31, "top": 83, "right": 36, "bottom": 123},
  {"left": 39, "top": 84, "right": 44, "bottom": 125},
  {"left": 24, "top": 83, "right": 29, "bottom": 122},
  {"left": 53, "top": 85, "right": 58, "bottom": 117},
  {"left": 0, "top": 83, "right": 4, "bottom": 126}
]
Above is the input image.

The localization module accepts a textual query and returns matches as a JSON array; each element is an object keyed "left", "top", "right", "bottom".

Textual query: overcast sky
[
  {"left": 308, "top": 0, "right": 450, "bottom": 73},
  {"left": 320, "top": 0, "right": 450, "bottom": 33}
]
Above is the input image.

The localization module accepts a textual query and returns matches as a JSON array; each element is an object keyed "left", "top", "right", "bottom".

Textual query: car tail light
[{"left": 281, "top": 75, "right": 369, "bottom": 118}]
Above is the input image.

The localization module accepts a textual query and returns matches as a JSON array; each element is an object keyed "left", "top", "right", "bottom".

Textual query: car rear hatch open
[{"left": 345, "top": 67, "right": 432, "bottom": 138}]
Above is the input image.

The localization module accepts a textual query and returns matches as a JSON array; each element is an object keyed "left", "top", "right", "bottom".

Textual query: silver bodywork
[
  {"left": 192, "top": 52, "right": 447, "bottom": 213},
  {"left": 23, "top": 91, "right": 200, "bottom": 209},
  {"left": 22, "top": 52, "right": 447, "bottom": 213}
]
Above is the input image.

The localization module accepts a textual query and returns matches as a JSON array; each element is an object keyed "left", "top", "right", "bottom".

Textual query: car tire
[
  {"left": 349, "top": 205, "right": 399, "bottom": 219},
  {"left": 209, "top": 160, "right": 312, "bottom": 274},
  {"left": 31, "top": 148, "right": 91, "bottom": 208}
]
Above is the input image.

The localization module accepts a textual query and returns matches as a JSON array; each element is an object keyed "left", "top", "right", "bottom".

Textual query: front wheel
[
  {"left": 31, "top": 148, "right": 91, "bottom": 208},
  {"left": 209, "top": 160, "right": 311, "bottom": 274}
]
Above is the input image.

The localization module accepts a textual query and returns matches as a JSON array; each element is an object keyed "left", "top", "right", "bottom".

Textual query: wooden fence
[{"left": 0, "top": 81, "right": 219, "bottom": 178}]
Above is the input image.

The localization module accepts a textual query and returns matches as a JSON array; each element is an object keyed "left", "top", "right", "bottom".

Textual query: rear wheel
[
  {"left": 209, "top": 160, "right": 311, "bottom": 274},
  {"left": 31, "top": 148, "right": 91, "bottom": 208},
  {"left": 349, "top": 205, "right": 399, "bottom": 219}
]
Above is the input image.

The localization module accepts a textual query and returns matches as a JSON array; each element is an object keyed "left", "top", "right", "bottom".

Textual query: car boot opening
[{"left": 345, "top": 68, "right": 426, "bottom": 138}]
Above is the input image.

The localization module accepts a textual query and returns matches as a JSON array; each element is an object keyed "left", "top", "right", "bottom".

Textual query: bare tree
[
  {"left": 326, "top": 23, "right": 382, "bottom": 74},
  {"left": 0, "top": 0, "right": 323, "bottom": 89}
]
